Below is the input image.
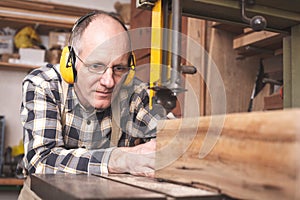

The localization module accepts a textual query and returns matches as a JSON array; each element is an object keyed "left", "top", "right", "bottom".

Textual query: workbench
[{"left": 29, "top": 174, "right": 229, "bottom": 200}]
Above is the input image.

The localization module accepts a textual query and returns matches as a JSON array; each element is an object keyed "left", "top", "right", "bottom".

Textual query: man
[{"left": 20, "top": 11, "right": 164, "bottom": 178}]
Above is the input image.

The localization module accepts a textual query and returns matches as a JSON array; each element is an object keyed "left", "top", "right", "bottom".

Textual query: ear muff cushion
[{"left": 60, "top": 46, "right": 75, "bottom": 84}]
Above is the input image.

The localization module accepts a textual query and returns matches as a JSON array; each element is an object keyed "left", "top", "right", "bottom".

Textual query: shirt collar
[{"left": 65, "top": 84, "right": 110, "bottom": 114}]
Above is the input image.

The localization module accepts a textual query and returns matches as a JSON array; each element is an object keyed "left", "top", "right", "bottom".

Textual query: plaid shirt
[{"left": 21, "top": 64, "right": 163, "bottom": 175}]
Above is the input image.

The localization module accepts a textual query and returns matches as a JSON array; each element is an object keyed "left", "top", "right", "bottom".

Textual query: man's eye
[
  {"left": 89, "top": 64, "right": 106, "bottom": 71},
  {"left": 113, "top": 65, "right": 129, "bottom": 72}
]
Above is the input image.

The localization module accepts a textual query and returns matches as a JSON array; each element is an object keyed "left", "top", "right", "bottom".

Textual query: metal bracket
[
  {"left": 136, "top": 0, "right": 158, "bottom": 9},
  {"left": 240, "top": 0, "right": 267, "bottom": 31}
]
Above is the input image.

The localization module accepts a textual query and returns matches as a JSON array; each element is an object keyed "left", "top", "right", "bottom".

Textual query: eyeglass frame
[{"left": 73, "top": 52, "right": 132, "bottom": 77}]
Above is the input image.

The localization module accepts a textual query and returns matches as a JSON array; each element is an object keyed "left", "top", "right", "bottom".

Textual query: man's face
[{"left": 74, "top": 17, "right": 131, "bottom": 110}]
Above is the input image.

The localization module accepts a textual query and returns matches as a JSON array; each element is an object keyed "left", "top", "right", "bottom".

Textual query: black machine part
[{"left": 152, "top": 87, "right": 178, "bottom": 113}]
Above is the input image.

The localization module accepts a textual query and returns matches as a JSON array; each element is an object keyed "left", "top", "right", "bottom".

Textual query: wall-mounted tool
[
  {"left": 248, "top": 59, "right": 283, "bottom": 112},
  {"left": 248, "top": 59, "right": 266, "bottom": 112},
  {"left": 240, "top": 0, "right": 267, "bottom": 31}
]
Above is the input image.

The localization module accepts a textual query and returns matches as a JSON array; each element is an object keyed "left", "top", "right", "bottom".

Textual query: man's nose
[{"left": 99, "top": 67, "right": 115, "bottom": 89}]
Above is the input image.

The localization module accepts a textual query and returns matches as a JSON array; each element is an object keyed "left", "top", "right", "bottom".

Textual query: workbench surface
[{"left": 30, "top": 174, "right": 227, "bottom": 200}]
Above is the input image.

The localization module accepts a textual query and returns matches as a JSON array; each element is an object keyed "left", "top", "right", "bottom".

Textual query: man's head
[{"left": 70, "top": 11, "right": 132, "bottom": 110}]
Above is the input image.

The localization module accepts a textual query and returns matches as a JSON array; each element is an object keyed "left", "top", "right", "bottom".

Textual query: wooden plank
[
  {"left": 0, "top": 178, "right": 24, "bottom": 186},
  {"left": 0, "top": 0, "right": 92, "bottom": 16},
  {"left": 97, "top": 174, "right": 221, "bottom": 199},
  {"left": 31, "top": 174, "right": 166, "bottom": 200},
  {"left": 204, "top": 22, "right": 261, "bottom": 113},
  {"left": 0, "top": 6, "right": 77, "bottom": 26},
  {"left": 233, "top": 31, "right": 282, "bottom": 50},
  {"left": 264, "top": 92, "right": 283, "bottom": 110},
  {"left": 155, "top": 109, "right": 300, "bottom": 200},
  {"left": 0, "top": 17, "right": 72, "bottom": 29},
  {"left": 0, "top": 62, "right": 38, "bottom": 71},
  {"left": 243, "top": 28, "right": 254, "bottom": 34},
  {"left": 185, "top": 18, "right": 206, "bottom": 117}
]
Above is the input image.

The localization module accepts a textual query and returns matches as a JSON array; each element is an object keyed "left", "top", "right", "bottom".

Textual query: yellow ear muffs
[
  {"left": 60, "top": 46, "right": 77, "bottom": 84},
  {"left": 123, "top": 53, "right": 136, "bottom": 86}
]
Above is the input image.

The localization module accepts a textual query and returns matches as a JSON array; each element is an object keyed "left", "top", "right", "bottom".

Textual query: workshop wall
[
  {"left": 0, "top": 69, "right": 27, "bottom": 148},
  {"left": 205, "top": 25, "right": 259, "bottom": 114},
  {"left": 185, "top": 19, "right": 269, "bottom": 115}
]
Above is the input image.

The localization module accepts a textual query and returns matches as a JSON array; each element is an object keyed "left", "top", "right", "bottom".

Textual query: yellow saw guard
[{"left": 149, "top": 0, "right": 163, "bottom": 109}]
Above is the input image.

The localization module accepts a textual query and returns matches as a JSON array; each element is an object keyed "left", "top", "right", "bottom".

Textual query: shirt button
[{"left": 87, "top": 120, "right": 91, "bottom": 125}]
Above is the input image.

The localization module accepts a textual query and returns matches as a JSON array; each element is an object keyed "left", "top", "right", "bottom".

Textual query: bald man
[{"left": 20, "top": 11, "right": 163, "bottom": 179}]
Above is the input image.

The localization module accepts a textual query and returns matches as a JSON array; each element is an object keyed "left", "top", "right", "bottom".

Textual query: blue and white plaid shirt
[{"left": 21, "top": 64, "right": 163, "bottom": 175}]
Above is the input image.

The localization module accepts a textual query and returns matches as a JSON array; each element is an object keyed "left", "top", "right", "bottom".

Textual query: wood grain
[
  {"left": 99, "top": 174, "right": 219, "bottom": 199},
  {"left": 155, "top": 109, "right": 300, "bottom": 200}
]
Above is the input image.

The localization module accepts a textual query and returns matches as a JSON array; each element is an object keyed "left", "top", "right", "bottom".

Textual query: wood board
[{"left": 155, "top": 109, "right": 300, "bottom": 200}]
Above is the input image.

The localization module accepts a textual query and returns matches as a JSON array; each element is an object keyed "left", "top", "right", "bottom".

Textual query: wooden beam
[
  {"left": 0, "top": 0, "right": 92, "bottom": 16},
  {"left": 0, "top": 178, "right": 24, "bottom": 186},
  {"left": 233, "top": 31, "right": 282, "bottom": 50},
  {"left": 155, "top": 109, "right": 300, "bottom": 200},
  {"left": 0, "top": 17, "right": 72, "bottom": 29},
  {"left": 0, "top": 6, "right": 77, "bottom": 26},
  {"left": 185, "top": 18, "right": 206, "bottom": 117},
  {"left": 0, "top": 62, "right": 38, "bottom": 71}
]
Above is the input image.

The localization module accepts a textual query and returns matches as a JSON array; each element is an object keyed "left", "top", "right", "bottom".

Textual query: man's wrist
[{"left": 108, "top": 147, "right": 128, "bottom": 174}]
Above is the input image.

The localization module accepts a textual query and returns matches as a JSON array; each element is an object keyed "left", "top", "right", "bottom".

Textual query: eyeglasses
[{"left": 74, "top": 53, "right": 130, "bottom": 76}]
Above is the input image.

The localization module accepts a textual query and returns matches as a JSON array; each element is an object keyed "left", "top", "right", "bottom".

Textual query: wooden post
[
  {"left": 283, "top": 36, "right": 292, "bottom": 108},
  {"left": 291, "top": 25, "right": 300, "bottom": 108},
  {"left": 155, "top": 109, "right": 300, "bottom": 200},
  {"left": 283, "top": 24, "right": 300, "bottom": 108}
]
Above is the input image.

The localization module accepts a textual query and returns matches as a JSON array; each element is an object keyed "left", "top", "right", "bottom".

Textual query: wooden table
[{"left": 30, "top": 174, "right": 228, "bottom": 200}]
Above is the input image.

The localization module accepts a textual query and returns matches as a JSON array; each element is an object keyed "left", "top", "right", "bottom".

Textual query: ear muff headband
[{"left": 60, "top": 12, "right": 97, "bottom": 84}]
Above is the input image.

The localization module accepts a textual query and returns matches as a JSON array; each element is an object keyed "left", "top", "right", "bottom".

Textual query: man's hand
[{"left": 108, "top": 139, "right": 156, "bottom": 177}]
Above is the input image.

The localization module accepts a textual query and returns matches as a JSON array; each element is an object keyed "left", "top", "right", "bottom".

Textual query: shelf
[
  {"left": 0, "top": 0, "right": 95, "bottom": 34},
  {"left": 211, "top": 22, "right": 285, "bottom": 58},
  {"left": 233, "top": 29, "right": 285, "bottom": 57},
  {"left": 0, "top": 178, "right": 24, "bottom": 186},
  {"left": 0, "top": 62, "right": 38, "bottom": 71}
]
